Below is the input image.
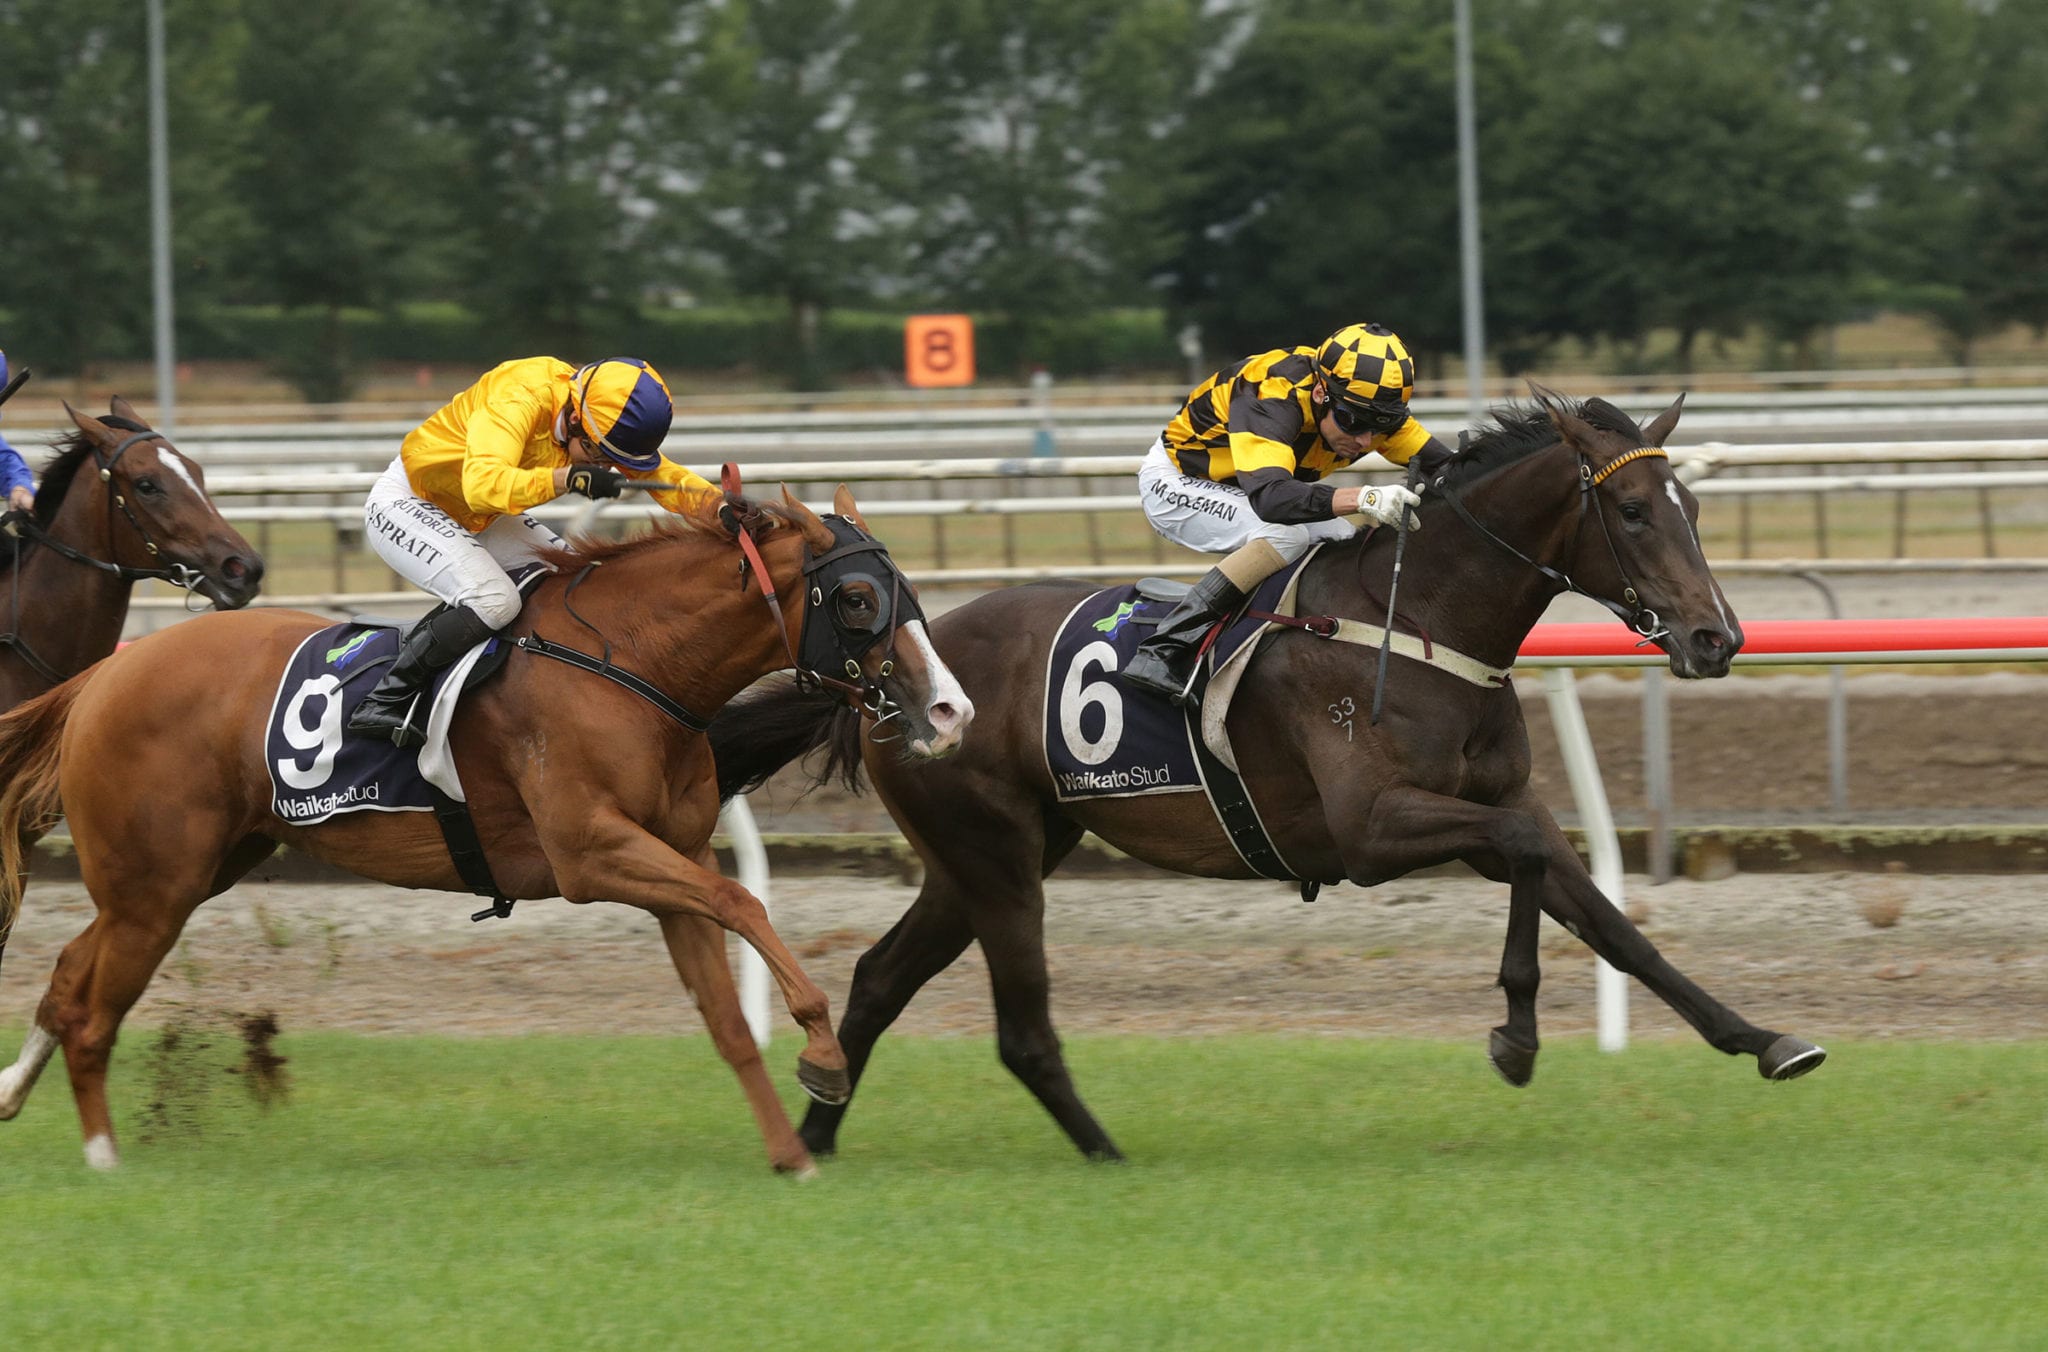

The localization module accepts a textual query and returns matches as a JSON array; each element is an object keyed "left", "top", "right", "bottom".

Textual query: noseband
[
  {"left": 735, "top": 513, "right": 927, "bottom": 743},
  {"left": 1432, "top": 444, "right": 1674, "bottom": 646}
]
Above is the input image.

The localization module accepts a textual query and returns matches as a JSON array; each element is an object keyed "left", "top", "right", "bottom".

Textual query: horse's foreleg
[
  {"left": 1333, "top": 784, "right": 1552, "bottom": 1085},
  {"left": 552, "top": 814, "right": 847, "bottom": 1105},
  {"left": 800, "top": 877, "right": 975, "bottom": 1160},
  {"left": 1508, "top": 790, "right": 1826, "bottom": 1079},
  {"left": 656, "top": 908, "right": 814, "bottom": 1176}
]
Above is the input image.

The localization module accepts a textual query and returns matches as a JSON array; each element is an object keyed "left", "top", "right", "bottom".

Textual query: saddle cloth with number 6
[
  {"left": 1041, "top": 555, "right": 1311, "bottom": 803},
  {"left": 263, "top": 621, "right": 491, "bottom": 824}
]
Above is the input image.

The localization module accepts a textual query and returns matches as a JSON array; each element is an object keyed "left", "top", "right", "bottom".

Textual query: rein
[{"left": 1431, "top": 444, "right": 1673, "bottom": 646}]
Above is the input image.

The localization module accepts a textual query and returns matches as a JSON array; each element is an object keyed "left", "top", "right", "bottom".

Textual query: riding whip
[
  {"left": 1370, "top": 456, "right": 1426, "bottom": 726},
  {"left": 0, "top": 366, "right": 29, "bottom": 409}
]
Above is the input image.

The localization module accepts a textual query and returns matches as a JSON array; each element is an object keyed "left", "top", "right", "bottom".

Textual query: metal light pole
[
  {"left": 1453, "top": 0, "right": 1486, "bottom": 425},
  {"left": 147, "top": 0, "right": 176, "bottom": 433}
]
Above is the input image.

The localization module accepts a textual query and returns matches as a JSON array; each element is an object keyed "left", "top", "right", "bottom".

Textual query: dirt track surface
[
  {"left": 6, "top": 593, "right": 2044, "bottom": 1047},
  {"left": 4, "top": 867, "right": 2041, "bottom": 1044}
]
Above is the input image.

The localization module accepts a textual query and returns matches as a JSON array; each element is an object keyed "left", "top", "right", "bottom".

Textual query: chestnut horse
[
  {"left": 0, "top": 399, "right": 263, "bottom": 707},
  {"left": 710, "top": 392, "right": 1826, "bottom": 1163},
  {"left": 0, "top": 486, "right": 971, "bottom": 1174}
]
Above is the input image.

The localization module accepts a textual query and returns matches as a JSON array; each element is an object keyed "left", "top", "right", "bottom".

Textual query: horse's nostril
[
  {"left": 223, "top": 557, "right": 246, "bottom": 580},
  {"left": 929, "top": 701, "right": 960, "bottom": 728}
]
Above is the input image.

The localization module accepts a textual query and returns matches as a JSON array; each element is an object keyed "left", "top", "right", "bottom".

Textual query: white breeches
[
  {"left": 1137, "top": 442, "right": 1357, "bottom": 564},
  {"left": 363, "top": 457, "right": 565, "bottom": 628}
]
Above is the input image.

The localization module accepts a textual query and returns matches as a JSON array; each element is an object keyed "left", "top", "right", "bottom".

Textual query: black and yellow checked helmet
[{"left": 1314, "top": 322, "right": 1416, "bottom": 433}]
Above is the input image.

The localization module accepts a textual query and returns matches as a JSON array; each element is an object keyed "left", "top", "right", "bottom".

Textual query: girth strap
[
  {"left": 513, "top": 632, "right": 710, "bottom": 732},
  {"left": 425, "top": 783, "right": 515, "bottom": 922}
]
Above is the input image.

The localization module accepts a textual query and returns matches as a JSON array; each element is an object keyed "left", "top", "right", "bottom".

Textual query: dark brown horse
[
  {"left": 0, "top": 486, "right": 971, "bottom": 1173},
  {"left": 0, "top": 398, "right": 263, "bottom": 708},
  {"left": 711, "top": 391, "right": 1825, "bottom": 1163}
]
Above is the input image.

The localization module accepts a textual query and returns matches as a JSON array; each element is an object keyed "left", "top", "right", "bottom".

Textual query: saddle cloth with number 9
[
  {"left": 263, "top": 621, "right": 485, "bottom": 824},
  {"left": 1041, "top": 557, "right": 1309, "bottom": 803}
]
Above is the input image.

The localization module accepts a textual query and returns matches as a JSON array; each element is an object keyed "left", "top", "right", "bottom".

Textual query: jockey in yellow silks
[
  {"left": 1121, "top": 322, "right": 1455, "bottom": 705},
  {"left": 349, "top": 355, "right": 719, "bottom": 746}
]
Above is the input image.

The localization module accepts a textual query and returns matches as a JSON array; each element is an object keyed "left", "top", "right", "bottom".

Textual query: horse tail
[
  {"left": 708, "top": 675, "right": 866, "bottom": 803},
  {"left": 0, "top": 670, "right": 87, "bottom": 947}
]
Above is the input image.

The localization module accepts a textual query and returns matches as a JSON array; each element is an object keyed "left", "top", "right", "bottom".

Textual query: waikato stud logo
[
  {"left": 1093, "top": 600, "right": 1146, "bottom": 637},
  {"left": 326, "top": 629, "right": 376, "bottom": 670}
]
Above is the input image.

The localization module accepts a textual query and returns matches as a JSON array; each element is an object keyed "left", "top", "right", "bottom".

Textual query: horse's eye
[
  {"left": 1620, "top": 501, "right": 1646, "bottom": 524},
  {"left": 135, "top": 477, "right": 163, "bottom": 497}
]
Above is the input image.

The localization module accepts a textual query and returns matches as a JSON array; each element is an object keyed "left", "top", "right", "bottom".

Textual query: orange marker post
[{"left": 905, "top": 314, "right": 975, "bottom": 388}]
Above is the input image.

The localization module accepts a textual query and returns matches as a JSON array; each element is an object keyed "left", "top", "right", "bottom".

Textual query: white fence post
[
  {"left": 718, "top": 795, "right": 774, "bottom": 1047},
  {"left": 1540, "top": 668, "right": 1630, "bottom": 1052}
]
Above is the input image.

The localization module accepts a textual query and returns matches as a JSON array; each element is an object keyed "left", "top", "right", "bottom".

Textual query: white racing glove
[{"left": 1355, "top": 482, "right": 1423, "bottom": 531}]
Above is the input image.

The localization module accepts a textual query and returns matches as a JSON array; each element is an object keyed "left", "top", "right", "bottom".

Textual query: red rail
[{"left": 1519, "top": 616, "right": 2048, "bottom": 663}]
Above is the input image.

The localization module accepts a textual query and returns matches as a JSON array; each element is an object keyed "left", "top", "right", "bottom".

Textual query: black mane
[
  {"left": 1437, "top": 397, "right": 1647, "bottom": 486},
  {"left": 0, "top": 415, "right": 152, "bottom": 575}
]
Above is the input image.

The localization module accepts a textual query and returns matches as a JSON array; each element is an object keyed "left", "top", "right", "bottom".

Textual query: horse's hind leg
[
  {"left": 973, "top": 881, "right": 1124, "bottom": 1161},
  {"left": 797, "top": 878, "right": 975, "bottom": 1159},
  {"left": 656, "top": 908, "right": 815, "bottom": 1176},
  {"left": 0, "top": 938, "right": 60, "bottom": 1120},
  {"left": 45, "top": 904, "right": 199, "bottom": 1168}
]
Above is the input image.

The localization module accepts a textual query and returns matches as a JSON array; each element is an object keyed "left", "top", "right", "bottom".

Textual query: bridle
[
  {"left": 728, "top": 479, "right": 925, "bottom": 744},
  {"left": 0, "top": 424, "right": 214, "bottom": 684},
  {"left": 1431, "top": 442, "right": 1674, "bottom": 647},
  {"left": 512, "top": 469, "right": 926, "bottom": 741}
]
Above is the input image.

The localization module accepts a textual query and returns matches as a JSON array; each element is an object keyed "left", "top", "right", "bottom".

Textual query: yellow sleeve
[
  {"left": 1373, "top": 417, "right": 1432, "bottom": 466},
  {"left": 638, "top": 458, "right": 722, "bottom": 516},
  {"left": 459, "top": 387, "right": 558, "bottom": 518}
]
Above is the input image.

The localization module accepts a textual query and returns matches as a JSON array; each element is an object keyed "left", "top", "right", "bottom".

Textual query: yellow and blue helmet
[
  {"left": 1314, "top": 322, "right": 1415, "bottom": 431},
  {"left": 567, "top": 358, "right": 673, "bottom": 471}
]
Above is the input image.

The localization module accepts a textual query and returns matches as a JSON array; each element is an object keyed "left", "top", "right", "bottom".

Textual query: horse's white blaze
[
  {"left": 904, "top": 620, "right": 973, "bottom": 755},
  {"left": 0, "top": 1024, "right": 57, "bottom": 1119},
  {"left": 83, "top": 1134, "right": 119, "bottom": 1170},
  {"left": 1665, "top": 481, "right": 1734, "bottom": 631},
  {"left": 156, "top": 447, "right": 204, "bottom": 499}
]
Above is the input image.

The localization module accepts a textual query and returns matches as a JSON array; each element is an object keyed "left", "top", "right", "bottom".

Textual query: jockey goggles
[
  {"left": 1326, "top": 391, "right": 1409, "bottom": 437},
  {"left": 566, "top": 358, "right": 674, "bottom": 472}
]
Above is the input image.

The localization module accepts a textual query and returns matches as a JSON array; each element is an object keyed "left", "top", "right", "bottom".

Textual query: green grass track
[{"left": 2, "top": 1033, "right": 2043, "bottom": 1350}]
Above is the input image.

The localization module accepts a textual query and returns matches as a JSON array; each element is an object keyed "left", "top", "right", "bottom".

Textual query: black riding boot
[
  {"left": 1120, "top": 567, "right": 1248, "bottom": 707},
  {"left": 346, "top": 604, "right": 499, "bottom": 748}
]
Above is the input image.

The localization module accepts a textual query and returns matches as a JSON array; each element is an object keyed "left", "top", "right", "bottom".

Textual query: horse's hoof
[
  {"left": 1758, "top": 1035, "right": 1827, "bottom": 1081},
  {"left": 796, "top": 1056, "right": 852, "bottom": 1105},
  {"left": 1488, "top": 1028, "right": 1538, "bottom": 1087},
  {"left": 777, "top": 1160, "right": 821, "bottom": 1181}
]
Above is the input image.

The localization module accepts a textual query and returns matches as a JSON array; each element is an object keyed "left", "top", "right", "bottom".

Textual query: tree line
[{"left": 2, "top": 0, "right": 2043, "bottom": 396}]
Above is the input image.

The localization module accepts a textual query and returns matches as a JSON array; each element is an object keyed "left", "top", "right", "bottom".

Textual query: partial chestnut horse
[
  {"left": 0, "top": 399, "right": 263, "bottom": 707},
  {"left": 0, "top": 486, "right": 971, "bottom": 1174},
  {"left": 711, "top": 392, "right": 1825, "bottom": 1163}
]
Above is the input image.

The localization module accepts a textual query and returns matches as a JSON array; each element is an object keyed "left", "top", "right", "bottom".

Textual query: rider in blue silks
[{"left": 0, "top": 350, "right": 35, "bottom": 513}]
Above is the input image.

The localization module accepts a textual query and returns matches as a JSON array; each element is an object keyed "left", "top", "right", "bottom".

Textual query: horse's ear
[
  {"left": 64, "top": 401, "right": 111, "bottom": 441},
  {"left": 108, "top": 395, "right": 144, "bottom": 426},
  {"left": 1640, "top": 392, "right": 1685, "bottom": 447},
  {"left": 832, "top": 483, "right": 871, "bottom": 533},
  {"left": 779, "top": 484, "right": 838, "bottom": 553},
  {"left": 1528, "top": 382, "right": 1597, "bottom": 450}
]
